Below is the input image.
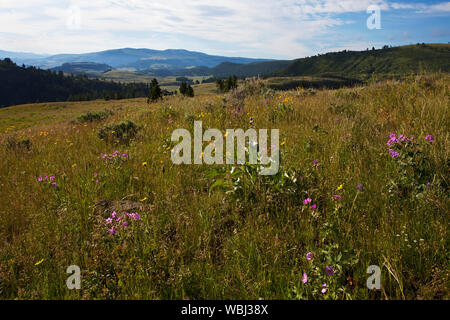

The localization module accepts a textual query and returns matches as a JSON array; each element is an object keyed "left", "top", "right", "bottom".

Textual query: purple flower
[
  {"left": 37, "top": 177, "right": 43, "bottom": 182},
  {"left": 306, "top": 252, "right": 313, "bottom": 261},
  {"left": 303, "top": 198, "right": 312, "bottom": 205},
  {"left": 49, "top": 176, "right": 55, "bottom": 181},
  {"left": 332, "top": 195, "right": 342, "bottom": 199},
  {"left": 264, "top": 98, "right": 268, "bottom": 105},
  {"left": 111, "top": 211, "right": 117, "bottom": 219},
  {"left": 168, "top": 118, "right": 173, "bottom": 123},
  {"left": 389, "top": 149, "right": 399, "bottom": 158},
  {"left": 357, "top": 184, "right": 363, "bottom": 191},
  {"left": 312, "top": 160, "right": 319, "bottom": 165},
  {"left": 106, "top": 218, "right": 113, "bottom": 224},
  {"left": 302, "top": 272, "right": 308, "bottom": 284},
  {"left": 321, "top": 283, "right": 328, "bottom": 294},
  {"left": 122, "top": 221, "right": 128, "bottom": 228},
  {"left": 311, "top": 204, "right": 317, "bottom": 210},
  {"left": 325, "top": 266, "right": 335, "bottom": 276},
  {"left": 51, "top": 182, "right": 57, "bottom": 187},
  {"left": 108, "top": 227, "right": 116, "bottom": 235},
  {"left": 133, "top": 212, "right": 141, "bottom": 220},
  {"left": 425, "top": 135, "right": 434, "bottom": 143}
]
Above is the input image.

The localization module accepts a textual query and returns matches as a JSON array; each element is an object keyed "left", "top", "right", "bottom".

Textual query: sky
[{"left": 0, "top": 0, "right": 449, "bottom": 59}]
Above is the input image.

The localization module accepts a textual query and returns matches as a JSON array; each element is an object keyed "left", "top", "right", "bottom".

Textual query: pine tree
[{"left": 148, "top": 78, "right": 162, "bottom": 103}]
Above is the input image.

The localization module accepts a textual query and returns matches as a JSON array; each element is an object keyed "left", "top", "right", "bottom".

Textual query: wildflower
[
  {"left": 106, "top": 218, "right": 113, "bottom": 224},
  {"left": 108, "top": 227, "right": 116, "bottom": 235},
  {"left": 332, "top": 195, "right": 342, "bottom": 199},
  {"left": 312, "top": 160, "right": 319, "bottom": 165},
  {"left": 49, "top": 176, "right": 55, "bottom": 181},
  {"left": 122, "top": 221, "right": 128, "bottom": 228},
  {"left": 306, "top": 252, "right": 313, "bottom": 261},
  {"left": 51, "top": 182, "right": 57, "bottom": 187},
  {"left": 302, "top": 272, "right": 308, "bottom": 284},
  {"left": 303, "top": 198, "right": 312, "bottom": 205},
  {"left": 95, "top": 180, "right": 99, "bottom": 184},
  {"left": 389, "top": 149, "right": 399, "bottom": 158},
  {"left": 37, "top": 177, "right": 43, "bottom": 182},
  {"left": 72, "top": 164, "right": 77, "bottom": 168},
  {"left": 168, "top": 118, "right": 173, "bottom": 123},
  {"left": 336, "top": 184, "right": 343, "bottom": 191},
  {"left": 321, "top": 283, "right": 328, "bottom": 294},
  {"left": 34, "top": 259, "right": 44, "bottom": 266},
  {"left": 142, "top": 162, "right": 148, "bottom": 167},
  {"left": 111, "top": 211, "right": 117, "bottom": 219},
  {"left": 325, "top": 266, "right": 335, "bottom": 276},
  {"left": 134, "top": 212, "right": 141, "bottom": 220},
  {"left": 311, "top": 204, "right": 317, "bottom": 210},
  {"left": 425, "top": 135, "right": 434, "bottom": 143},
  {"left": 357, "top": 184, "right": 363, "bottom": 191},
  {"left": 140, "top": 197, "right": 147, "bottom": 202},
  {"left": 122, "top": 153, "right": 127, "bottom": 158}
]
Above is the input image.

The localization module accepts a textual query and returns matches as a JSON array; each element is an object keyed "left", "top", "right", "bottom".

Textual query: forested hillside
[{"left": 0, "top": 59, "right": 149, "bottom": 107}]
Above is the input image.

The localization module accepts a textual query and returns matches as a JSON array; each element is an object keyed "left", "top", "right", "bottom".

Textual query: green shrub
[
  {"left": 77, "top": 109, "right": 113, "bottom": 123},
  {"left": 98, "top": 120, "right": 140, "bottom": 145}
]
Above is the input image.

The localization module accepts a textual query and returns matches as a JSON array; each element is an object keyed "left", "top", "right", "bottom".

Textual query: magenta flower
[
  {"left": 425, "top": 135, "right": 434, "bottom": 143},
  {"left": 122, "top": 221, "right": 128, "bottom": 228},
  {"left": 389, "top": 149, "right": 399, "bottom": 158},
  {"left": 302, "top": 272, "right": 308, "bottom": 284},
  {"left": 312, "top": 160, "right": 319, "bottom": 165},
  {"left": 325, "top": 266, "right": 335, "bottom": 276},
  {"left": 108, "top": 227, "right": 116, "bottom": 235},
  {"left": 303, "top": 198, "right": 312, "bottom": 205},
  {"left": 106, "top": 217, "right": 113, "bottom": 224},
  {"left": 311, "top": 204, "right": 317, "bottom": 210},
  {"left": 133, "top": 212, "right": 141, "bottom": 220},
  {"left": 111, "top": 211, "right": 117, "bottom": 219},
  {"left": 168, "top": 118, "right": 173, "bottom": 123},
  {"left": 332, "top": 195, "right": 342, "bottom": 199},
  {"left": 51, "top": 182, "right": 57, "bottom": 187},
  {"left": 306, "top": 252, "right": 313, "bottom": 261},
  {"left": 321, "top": 283, "right": 328, "bottom": 294},
  {"left": 49, "top": 176, "right": 55, "bottom": 181},
  {"left": 37, "top": 177, "right": 43, "bottom": 182}
]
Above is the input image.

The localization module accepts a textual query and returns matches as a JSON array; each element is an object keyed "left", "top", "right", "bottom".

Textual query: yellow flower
[
  {"left": 72, "top": 164, "right": 77, "bottom": 168},
  {"left": 140, "top": 197, "right": 147, "bottom": 202},
  {"left": 336, "top": 184, "right": 343, "bottom": 191},
  {"left": 35, "top": 259, "right": 44, "bottom": 266},
  {"left": 142, "top": 162, "right": 148, "bottom": 167}
]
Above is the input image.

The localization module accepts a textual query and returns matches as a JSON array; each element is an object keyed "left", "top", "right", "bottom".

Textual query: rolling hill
[
  {"left": 50, "top": 62, "right": 113, "bottom": 76},
  {"left": 273, "top": 44, "right": 450, "bottom": 79}
]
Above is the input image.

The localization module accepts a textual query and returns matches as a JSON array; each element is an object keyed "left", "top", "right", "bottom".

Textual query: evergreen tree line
[
  {"left": 0, "top": 58, "right": 150, "bottom": 108},
  {"left": 216, "top": 75, "right": 238, "bottom": 92}
]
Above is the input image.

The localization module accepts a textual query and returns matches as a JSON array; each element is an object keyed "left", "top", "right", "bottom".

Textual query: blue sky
[{"left": 0, "top": 0, "right": 449, "bottom": 59}]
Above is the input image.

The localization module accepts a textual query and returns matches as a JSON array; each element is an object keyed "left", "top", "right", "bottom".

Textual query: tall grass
[{"left": 0, "top": 74, "right": 448, "bottom": 299}]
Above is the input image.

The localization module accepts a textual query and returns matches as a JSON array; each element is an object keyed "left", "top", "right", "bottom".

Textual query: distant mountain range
[
  {"left": 0, "top": 48, "right": 272, "bottom": 71},
  {"left": 1, "top": 43, "right": 449, "bottom": 82}
]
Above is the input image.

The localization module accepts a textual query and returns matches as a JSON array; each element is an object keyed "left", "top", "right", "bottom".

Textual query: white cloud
[{"left": 0, "top": 0, "right": 448, "bottom": 58}]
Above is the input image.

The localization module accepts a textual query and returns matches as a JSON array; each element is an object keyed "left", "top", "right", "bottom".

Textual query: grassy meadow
[{"left": 0, "top": 74, "right": 448, "bottom": 299}]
